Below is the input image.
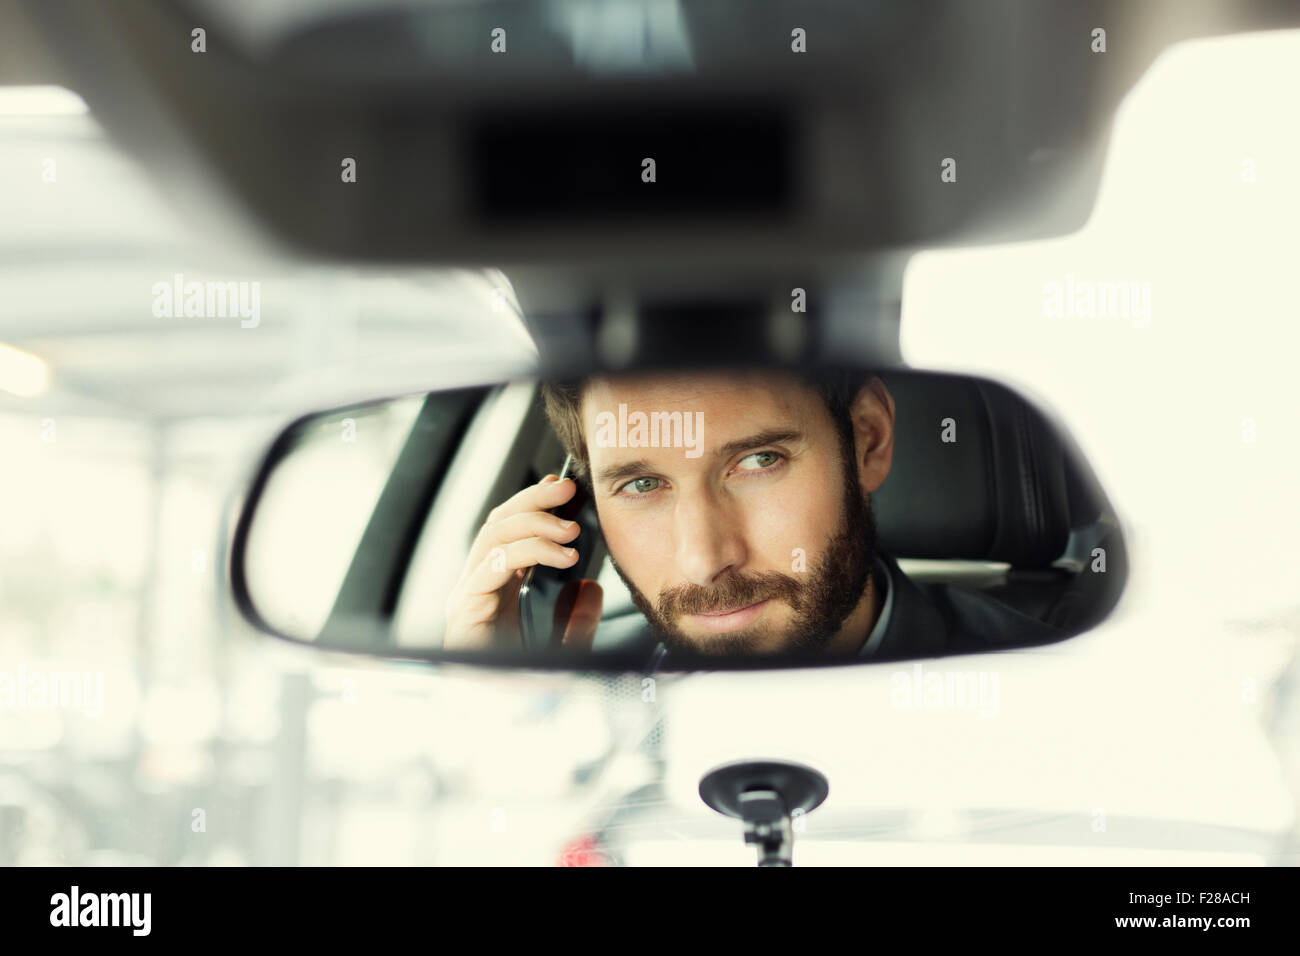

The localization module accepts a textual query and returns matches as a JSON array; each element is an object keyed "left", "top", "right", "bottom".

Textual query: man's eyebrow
[
  {"left": 714, "top": 428, "right": 803, "bottom": 461},
  {"left": 595, "top": 459, "right": 656, "bottom": 487},
  {"left": 593, "top": 428, "right": 804, "bottom": 487}
]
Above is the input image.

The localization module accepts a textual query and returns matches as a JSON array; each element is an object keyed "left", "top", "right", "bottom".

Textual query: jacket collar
[{"left": 868, "top": 551, "right": 950, "bottom": 659}]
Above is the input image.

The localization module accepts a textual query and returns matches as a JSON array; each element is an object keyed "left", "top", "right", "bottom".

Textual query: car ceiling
[
  {"left": 7, "top": 0, "right": 1300, "bottom": 362},
  {"left": 0, "top": 92, "right": 536, "bottom": 423}
]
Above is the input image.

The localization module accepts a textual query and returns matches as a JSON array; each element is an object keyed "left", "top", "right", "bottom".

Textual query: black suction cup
[
  {"left": 699, "top": 759, "right": 829, "bottom": 818},
  {"left": 699, "top": 760, "right": 829, "bottom": 866}
]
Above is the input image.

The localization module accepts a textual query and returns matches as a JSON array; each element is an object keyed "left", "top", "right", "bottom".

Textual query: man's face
[{"left": 580, "top": 371, "right": 893, "bottom": 656}]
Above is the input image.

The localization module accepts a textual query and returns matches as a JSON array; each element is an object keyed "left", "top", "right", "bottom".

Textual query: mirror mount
[
  {"left": 518, "top": 262, "right": 908, "bottom": 380},
  {"left": 699, "top": 760, "right": 829, "bottom": 867}
]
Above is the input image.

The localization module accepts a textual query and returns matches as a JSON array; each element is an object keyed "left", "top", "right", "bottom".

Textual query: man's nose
[{"left": 672, "top": 488, "right": 748, "bottom": 587}]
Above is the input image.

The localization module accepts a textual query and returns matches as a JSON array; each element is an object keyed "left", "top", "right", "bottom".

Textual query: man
[{"left": 444, "top": 368, "right": 1060, "bottom": 657}]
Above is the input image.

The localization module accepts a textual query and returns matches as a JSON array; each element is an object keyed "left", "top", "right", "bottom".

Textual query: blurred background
[{"left": 2, "top": 28, "right": 1299, "bottom": 865}]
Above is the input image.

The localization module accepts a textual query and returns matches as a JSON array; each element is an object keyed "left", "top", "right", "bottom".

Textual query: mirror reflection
[{"left": 234, "top": 367, "right": 1125, "bottom": 666}]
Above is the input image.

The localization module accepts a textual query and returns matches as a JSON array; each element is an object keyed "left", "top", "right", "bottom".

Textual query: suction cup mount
[{"left": 698, "top": 760, "right": 829, "bottom": 867}]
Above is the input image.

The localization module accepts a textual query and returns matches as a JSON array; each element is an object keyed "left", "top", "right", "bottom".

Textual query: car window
[{"left": 243, "top": 396, "right": 425, "bottom": 638}]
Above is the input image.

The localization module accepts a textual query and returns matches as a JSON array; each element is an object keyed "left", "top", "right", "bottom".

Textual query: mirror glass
[{"left": 232, "top": 366, "right": 1126, "bottom": 668}]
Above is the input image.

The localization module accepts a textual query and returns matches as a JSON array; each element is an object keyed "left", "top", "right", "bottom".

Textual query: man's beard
[{"left": 608, "top": 450, "right": 877, "bottom": 657}]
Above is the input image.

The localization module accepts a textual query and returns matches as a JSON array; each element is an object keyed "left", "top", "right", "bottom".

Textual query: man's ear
[{"left": 850, "top": 376, "right": 895, "bottom": 494}]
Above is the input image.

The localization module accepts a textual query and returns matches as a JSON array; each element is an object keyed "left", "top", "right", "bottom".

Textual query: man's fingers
[
  {"left": 463, "top": 476, "right": 579, "bottom": 572},
  {"left": 463, "top": 536, "right": 580, "bottom": 598},
  {"left": 486, "top": 475, "right": 577, "bottom": 527},
  {"left": 472, "top": 511, "right": 580, "bottom": 567}
]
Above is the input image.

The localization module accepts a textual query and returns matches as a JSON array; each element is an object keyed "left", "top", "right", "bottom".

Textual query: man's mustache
[{"left": 658, "top": 570, "right": 805, "bottom": 617}]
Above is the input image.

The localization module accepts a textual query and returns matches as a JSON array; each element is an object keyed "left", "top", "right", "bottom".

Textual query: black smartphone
[{"left": 517, "top": 455, "right": 605, "bottom": 649}]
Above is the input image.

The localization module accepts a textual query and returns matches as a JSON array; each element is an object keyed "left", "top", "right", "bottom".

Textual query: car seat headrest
[{"left": 873, "top": 372, "right": 1085, "bottom": 567}]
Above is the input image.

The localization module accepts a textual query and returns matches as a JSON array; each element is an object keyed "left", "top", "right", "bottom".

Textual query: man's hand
[{"left": 444, "top": 474, "right": 604, "bottom": 650}]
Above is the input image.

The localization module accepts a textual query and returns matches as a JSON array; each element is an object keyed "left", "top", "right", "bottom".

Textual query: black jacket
[{"left": 870, "top": 551, "right": 1063, "bottom": 659}]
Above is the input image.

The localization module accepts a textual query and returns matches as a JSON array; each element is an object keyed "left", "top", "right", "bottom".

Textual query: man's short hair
[{"left": 540, "top": 367, "right": 871, "bottom": 491}]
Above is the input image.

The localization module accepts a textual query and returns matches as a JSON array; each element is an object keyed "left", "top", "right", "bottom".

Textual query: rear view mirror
[{"left": 228, "top": 366, "right": 1126, "bottom": 670}]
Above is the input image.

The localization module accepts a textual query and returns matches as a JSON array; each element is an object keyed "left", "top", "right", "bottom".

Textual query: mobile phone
[{"left": 517, "top": 455, "right": 605, "bottom": 649}]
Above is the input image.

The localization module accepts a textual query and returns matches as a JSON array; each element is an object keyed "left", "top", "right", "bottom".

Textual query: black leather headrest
[{"left": 873, "top": 372, "right": 1079, "bottom": 567}]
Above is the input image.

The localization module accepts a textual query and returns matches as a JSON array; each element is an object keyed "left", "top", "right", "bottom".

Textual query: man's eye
[
  {"left": 619, "top": 476, "right": 662, "bottom": 496},
  {"left": 736, "top": 450, "right": 783, "bottom": 471}
]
